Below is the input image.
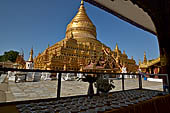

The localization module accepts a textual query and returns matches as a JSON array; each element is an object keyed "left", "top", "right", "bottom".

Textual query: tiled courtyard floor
[{"left": 5, "top": 78, "right": 163, "bottom": 102}]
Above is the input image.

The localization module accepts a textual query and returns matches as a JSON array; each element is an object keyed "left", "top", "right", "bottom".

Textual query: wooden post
[
  {"left": 122, "top": 74, "right": 125, "bottom": 91},
  {"left": 139, "top": 74, "right": 142, "bottom": 89},
  {"left": 57, "top": 72, "right": 62, "bottom": 99}
]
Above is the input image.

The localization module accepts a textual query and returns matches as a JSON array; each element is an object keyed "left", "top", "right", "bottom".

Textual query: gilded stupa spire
[
  {"left": 123, "top": 50, "right": 125, "bottom": 55},
  {"left": 28, "top": 47, "right": 33, "bottom": 62},
  {"left": 143, "top": 51, "right": 147, "bottom": 64},
  {"left": 139, "top": 59, "right": 141, "bottom": 65},
  {"left": 115, "top": 43, "right": 119, "bottom": 51},
  {"left": 66, "top": 0, "right": 96, "bottom": 39},
  {"left": 68, "top": 0, "right": 93, "bottom": 25},
  {"left": 81, "top": 0, "right": 84, "bottom": 5}
]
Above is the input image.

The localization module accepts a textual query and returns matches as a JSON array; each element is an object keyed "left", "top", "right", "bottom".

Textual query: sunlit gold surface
[
  {"left": 28, "top": 48, "right": 33, "bottom": 62},
  {"left": 140, "top": 57, "right": 160, "bottom": 68},
  {"left": 66, "top": 0, "right": 96, "bottom": 39},
  {"left": 139, "top": 52, "right": 163, "bottom": 73},
  {"left": 34, "top": 1, "right": 137, "bottom": 72},
  {"left": 15, "top": 55, "right": 26, "bottom": 69}
]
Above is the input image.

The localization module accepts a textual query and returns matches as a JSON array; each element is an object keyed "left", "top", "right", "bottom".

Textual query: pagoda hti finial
[
  {"left": 143, "top": 51, "right": 147, "bottom": 64},
  {"left": 115, "top": 43, "right": 119, "bottom": 51},
  {"left": 81, "top": 0, "right": 84, "bottom": 5},
  {"left": 139, "top": 59, "right": 141, "bottom": 65},
  {"left": 28, "top": 47, "right": 33, "bottom": 62},
  {"left": 30, "top": 47, "right": 33, "bottom": 56},
  {"left": 144, "top": 51, "right": 146, "bottom": 59},
  {"left": 123, "top": 50, "right": 125, "bottom": 55}
]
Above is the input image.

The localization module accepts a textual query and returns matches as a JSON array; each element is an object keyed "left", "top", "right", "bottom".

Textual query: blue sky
[{"left": 0, "top": 0, "right": 159, "bottom": 64}]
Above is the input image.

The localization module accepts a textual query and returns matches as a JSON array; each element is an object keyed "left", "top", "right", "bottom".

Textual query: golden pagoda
[
  {"left": 34, "top": 0, "right": 138, "bottom": 72},
  {"left": 139, "top": 52, "right": 161, "bottom": 74},
  {"left": 14, "top": 52, "right": 26, "bottom": 69}
]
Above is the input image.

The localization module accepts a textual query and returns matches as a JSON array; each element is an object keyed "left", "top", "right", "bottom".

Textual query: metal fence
[{"left": 0, "top": 68, "right": 169, "bottom": 103}]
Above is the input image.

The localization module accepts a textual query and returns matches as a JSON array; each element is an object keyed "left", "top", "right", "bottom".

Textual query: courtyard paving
[{"left": 4, "top": 78, "right": 163, "bottom": 102}]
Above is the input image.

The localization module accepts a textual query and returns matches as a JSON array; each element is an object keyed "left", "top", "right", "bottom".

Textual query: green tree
[
  {"left": 0, "top": 50, "right": 19, "bottom": 62},
  {"left": 0, "top": 56, "right": 4, "bottom": 62}
]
